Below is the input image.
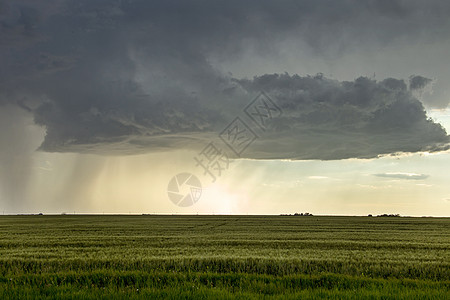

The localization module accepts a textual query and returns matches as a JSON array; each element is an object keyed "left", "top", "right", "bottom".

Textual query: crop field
[{"left": 0, "top": 215, "right": 448, "bottom": 299}]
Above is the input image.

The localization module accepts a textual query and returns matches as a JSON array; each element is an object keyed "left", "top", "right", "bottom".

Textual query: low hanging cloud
[
  {"left": 22, "top": 74, "right": 450, "bottom": 160},
  {"left": 1, "top": 0, "right": 450, "bottom": 161}
]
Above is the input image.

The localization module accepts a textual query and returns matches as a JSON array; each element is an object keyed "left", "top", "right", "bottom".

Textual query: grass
[{"left": 0, "top": 215, "right": 448, "bottom": 298}]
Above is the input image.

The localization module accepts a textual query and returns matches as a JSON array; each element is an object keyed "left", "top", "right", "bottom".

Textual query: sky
[{"left": 1, "top": 0, "right": 449, "bottom": 216}]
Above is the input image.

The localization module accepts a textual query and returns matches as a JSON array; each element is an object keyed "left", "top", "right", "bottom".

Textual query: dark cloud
[
  {"left": 373, "top": 173, "right": 429, "bottom": 180},
  {"left": 1, "top": 0, "right": 450, "bottom": 160},
  {"left": 25, "top": 73, "right": 450, "bottom": 160},
  {"left": 234, "top": 74, "right": 449, "bottom": 160},
  {"left": 408, "top": 76, "right": 446, "bottom": 109},
  {"left": 409, "top": 75, "right": 433, "bottom": 91}
]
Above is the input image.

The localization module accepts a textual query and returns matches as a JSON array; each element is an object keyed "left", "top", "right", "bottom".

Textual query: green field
[{"left": 0, "top": 215, "right": 448, "bottom": 299}]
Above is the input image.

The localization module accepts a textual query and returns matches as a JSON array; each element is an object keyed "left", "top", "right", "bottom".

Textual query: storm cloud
[
  {"left": 234, "top": 74, "right": 449, "bottom": 160},
  {"left": 1, "top": 0, "right": 450, "bottom": 160}
]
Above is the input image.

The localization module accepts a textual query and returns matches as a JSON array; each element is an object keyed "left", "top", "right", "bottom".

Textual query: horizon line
[{"left": 0, "top": 213, "right": 448, "bottom": 218}]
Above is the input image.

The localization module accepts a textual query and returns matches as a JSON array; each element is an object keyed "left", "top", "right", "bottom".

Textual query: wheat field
[{"left": 0, "top": 215, "right": 448, "bottom": 299}]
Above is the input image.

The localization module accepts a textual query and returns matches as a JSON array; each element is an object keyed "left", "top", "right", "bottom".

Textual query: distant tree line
[
  {"left": 280, "top": 213, "right": 313, "bottom": 216},
  {"left": 367, "top": 214, "right": 401, "bottom": 217}
]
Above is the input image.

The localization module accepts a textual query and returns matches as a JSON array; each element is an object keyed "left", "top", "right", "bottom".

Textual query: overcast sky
[{"left": 1, "top": 0, "right": 449, "bottom": 215}]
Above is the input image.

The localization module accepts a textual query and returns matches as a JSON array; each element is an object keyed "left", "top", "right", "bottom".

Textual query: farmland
[{"left": 0, "top": 215, "right": 448, "bottom": 299}]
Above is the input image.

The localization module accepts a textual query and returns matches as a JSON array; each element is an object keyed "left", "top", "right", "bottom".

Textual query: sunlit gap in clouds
[{"left": 428, "top": 107, "right": 450, "bottom": 133}]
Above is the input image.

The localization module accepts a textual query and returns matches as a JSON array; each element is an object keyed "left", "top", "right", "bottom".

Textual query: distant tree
[
  {"left": 377, "top": 214, "right": 401, "bottom": 217},
  {"left": 293, "top": 212, "right": 313, "bottom": 216}
]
